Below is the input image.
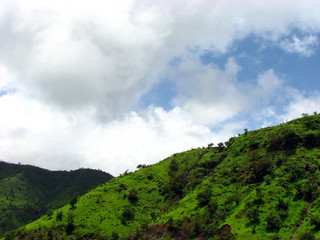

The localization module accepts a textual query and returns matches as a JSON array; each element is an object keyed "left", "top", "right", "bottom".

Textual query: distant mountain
[
  {"left": 0, "top": 161, "right": 113, "bottom": 237},
  {"left": 4, "top": 115, "right": 320, "bottom": 240}
]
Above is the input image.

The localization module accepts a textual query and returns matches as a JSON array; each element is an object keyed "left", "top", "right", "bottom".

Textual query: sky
[{"left": 0, "top": 0, "right": 319, "bottom": 176}]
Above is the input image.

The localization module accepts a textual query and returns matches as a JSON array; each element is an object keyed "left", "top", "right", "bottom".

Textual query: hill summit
[
  {"left": 0, "top": 161, "right": 113, "bottom": 237},
  {"left": 4, "top": 115, "right": 320, "bottom": 240}
]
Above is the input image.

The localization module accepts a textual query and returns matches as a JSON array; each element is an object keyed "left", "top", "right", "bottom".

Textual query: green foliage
[
  {"left": 246, "top": 206, "right": 260, "bottom": 225},
  {"left": 266, "top": 213, "right": 282, "bottom": 231},
  {"left": 4, "top": 115, "right": 320, "bottom": 240},
  {"left": 66, "top": 222, "right": 75, "bottom": 235},
  {"left": 0, "top": 161, "right": 113, "bottom": 237},
  {"left": 299, "top": 232, "right": 315, "bottom": 240},
  {"left": 70, "top": 193, "right": 79, "bottom": 209},
  {"left": 56, "top": 210, "right": 63, "bottom": 221},
  {"left": 197, "top": 188, "right": 212, "bottom": 207},
  {"left": 127, "top": 189, "right": 139, "bottom": 204},
  {"left": 310, "top": 215, "right": 320, "bottom": 231},
  {"left": 169, "top": 159, "right": 178, "bottom": 173},
  {"left": 121, "top": 205, "right": 135, "bottom": 224}
]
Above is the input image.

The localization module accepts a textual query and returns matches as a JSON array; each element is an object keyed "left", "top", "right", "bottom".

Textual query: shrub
[
  {"left": 147, "top": 173, "right": 154, "bottom": 180},
  {"left": 252, "top": 158, "right": 272, "bottom": 183},
  {"left": 136, "top": 164, "right": 146, "bottom": 169},
  {"left": 70, "top": 193, "right": 79, "bottom": 209},
  {"left": 246, "top": 206, "right": 260, "bottom": 224},
  {"left": 277, "top": 198, "right": 288, "bottom": 211},
  {"left": 66, "top": 222, "right": 75, "bottom": 235},
  {"left": 267, "top": 130, "right": 302, "bottom": 152},
  {"left": 266, "top": 213, "right": 281, "bottom": 231},
  {"left": 303, "top": 133, "right": 319, "bottom": 149},
  {"left": 310, "top": 215, "right": 320, "bottom": 231},
  {"left": 127, "top": 189, "right": 139, "bottom": 204},
  {"left": 111, "top": 232, "right": 119, "bottom": 240},
  {"left": 299, "top": 232, "right": 315, "bottom": 240},
  {"left": 282, "top": 131, "right": 302, "bottom": 150},
  {"left": 197, "top": 188, "right": 212, "bottom": 207},
  {"left": 46, "top": 209, "right": 53, "bottom": 217},
  {"left": 56, "top": 210, "right": 63, "bottom": 221},
  {"left": 169, "top": 159, "right": 178, "bottom": 172},
  {"left": 217, "top": 142, "right": 225, "bottom": 152},
  {"left": 121, "top": 205, "right": 135, "bottom": 224}
]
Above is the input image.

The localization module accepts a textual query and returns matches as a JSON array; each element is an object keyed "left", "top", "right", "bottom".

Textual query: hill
[
  {"left": 4, "top": 115, "right": 320, "bottom": 240},
  {"left": 0, "top": 162, "right": 113, "bottom": 237}
]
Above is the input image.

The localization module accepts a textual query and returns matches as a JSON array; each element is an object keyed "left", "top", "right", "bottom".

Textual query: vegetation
[
  {"left": 3, "top": 115, "right": 320, "bottom": 240},
  {"left": 0, "top": 162, "right": 113, "bottom": 237}
]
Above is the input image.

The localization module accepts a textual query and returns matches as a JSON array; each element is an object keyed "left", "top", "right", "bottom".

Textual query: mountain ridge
[
  {"left": 0, "top": 161, "right": 113, "bottom": 237},
  {"left": 3, "top": 115, "right": 320, "bottom": 240}
]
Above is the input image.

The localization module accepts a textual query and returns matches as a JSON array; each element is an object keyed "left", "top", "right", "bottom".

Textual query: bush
[
  {"left": 56, "top": 210, "right": 63, "bottom": 221},
  {"left": 70, "top": 193, "right": 79, "bottom": 209},
  {"left": 256, "top": 158, "right": 272, "bottom": 180},
  {"left": 310, "top": 215, "right": 320, "bottom": 231},
  {"left": 197, "top": 188, "right": 212, "bottom": 207},
  {"left": 282, "top": 131, "right": 302, "bottom": 150},
  {"left": 277, "top": 198, "right": 288, "bottom": 211},
  {"left": 266, "top": 213, "right": 281, "bottom": 231},
  {"left": 303, "top": 133, "right": 319, "bottom": 149},
  {"left": 299, "top": 232, "right": 315, "bottom": 240},
  {"left": 246, "top": 206, "right": 260, "bottom": 224},
  {"left": 169, "top": 159, "right": 178, "bottom": 172},
  {"left": 127, "top": 189, "right": 139, "bottom": 204},
  {"left": 267, "top": 130, "right": 302, "bottom": 152},
  {"left": 137, "top": 164, "right": 146, "bottom": 169},
  {"left": 66, "top": 222, "right": 75, "bottom": 235},
  {"left": 121, "top": 205, "right": 135, "bottom": 224},
  {"left": 160, "top": 172, "right": 186, "bottom": 199},
  {"left": 111, "top": 232, "right": 119, "bottom": 240},
  {"left": 217, "top": 142, "right": 225, "bottom": 152},
  {"left": 46, "top": 209, "right": 53, "bottom": 217}
]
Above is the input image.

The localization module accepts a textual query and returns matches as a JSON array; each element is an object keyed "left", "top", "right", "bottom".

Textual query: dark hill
[
  {"left": 0, "top": 161, "right": 113, "bottom": 236},
  {"left": 3, "top": 115, "right": 320, "bottom": 240}
]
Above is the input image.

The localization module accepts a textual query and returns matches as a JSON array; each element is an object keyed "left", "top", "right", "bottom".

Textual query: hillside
[
  {"left": 0, "top": 162, "right": 113, "bottom": 237},
  {"left": 4, "top": 115, "right": 320, "bottom": 240}
]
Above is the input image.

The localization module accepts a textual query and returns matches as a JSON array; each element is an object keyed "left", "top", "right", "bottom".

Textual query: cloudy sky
[{"left": 0, "top": 0, "right": 319, "bottom": 176}]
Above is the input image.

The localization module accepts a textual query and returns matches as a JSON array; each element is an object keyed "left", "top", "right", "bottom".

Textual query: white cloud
[
  {"left": 172, "top": 58, "right": 285, "bottom": 126},
  {"left": 1, "top": 93, "right": 236, "bottom": 175},
  {"left": 280, "top": 90, "right": 320, "bottom": 121},
  {"left": 1, "top": 0, "right": 319, "bottom": 119},
  {"left": 0, "top": 0, "right": 319, "bottom": 174},
  {"left": 280, "top": 35, "right": 319, "bottom": 57}
]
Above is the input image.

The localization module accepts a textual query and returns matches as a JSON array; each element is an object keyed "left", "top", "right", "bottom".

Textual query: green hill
[
  {"left": 4, "top": 115, "right": 320, "bottom": 240},
  {"left": 0, "top": 162, "right": 113, "bottom": 237}
]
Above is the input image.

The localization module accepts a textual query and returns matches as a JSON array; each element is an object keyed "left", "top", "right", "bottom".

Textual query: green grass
[
  {"left": 4, "top": 114, "right": 320, "bottom": 240},
  {"left": 0, "top": 162, "right": 113, "bottom": 237}
]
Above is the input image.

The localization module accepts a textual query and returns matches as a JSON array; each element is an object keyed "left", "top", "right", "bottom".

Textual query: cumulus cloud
[
  {"left": 280, "top": 35, "right": 319, "bottom": 57},
  {"left": 1, "top": 0, "right": 319, "bottom": 120},
  {"left": 280, "top": 90, "right": 320, "bottom": 121},
  {"left": 0, "top": 0, "right": 319, "bottom": 174},
  {"left": 171, "top": 58, "right": 285, "bottom": 126},
  {"left": 0, "top": 93, "right": 235, "bottom": 175}
]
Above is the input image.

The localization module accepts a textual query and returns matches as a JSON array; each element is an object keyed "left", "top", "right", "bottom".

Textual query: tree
[
  {"left": 121, "top": 205, "right": 135, "bottom": 224},
  {"left": 70, "top": 193, "right": 79, "bottom": 209},
  {"left": 127, "top": 189, "right": 139, "bottom": 204},
  {"left": 197, "top": 188, "right": 212, "bottom": 207},
  {"left": 266, "top": 213, "right": 281, "bottom": 231},
  {"left": 217, "top": 142, "right": 225, "bottom": 152}
]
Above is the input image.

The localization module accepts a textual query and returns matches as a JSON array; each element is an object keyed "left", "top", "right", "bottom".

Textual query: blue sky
[{"left": 0, "top": 0, "right": 319, "bottom": 175}]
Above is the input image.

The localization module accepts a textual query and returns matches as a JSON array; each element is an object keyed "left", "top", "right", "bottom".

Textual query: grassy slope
[
  {"left": 0, "top": 162, "right": 113, "bottom": 237},
  {"left": 5, "top": 115, "right": 320, "bottom": 240}
]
